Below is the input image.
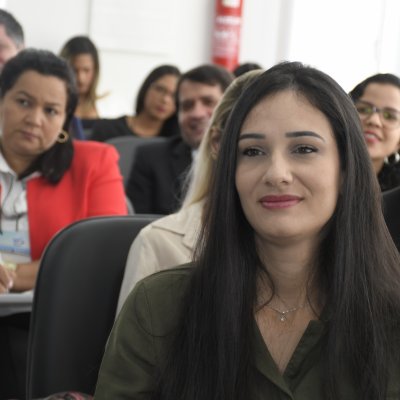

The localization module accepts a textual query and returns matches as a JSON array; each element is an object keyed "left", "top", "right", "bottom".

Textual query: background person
[
  {"left": 0, "top": 49, "right": 127, "bottom": 294},
  {"left": 233, "top": 62, "right": 262, "bottom": 77},
  {"left": 95, "top": 62, "right": 400, "bottom": 399},
  {"left": 350, "top": 73, "right": 400, "bottom": 191},
  {"left": 0, "top": 49, "right": 127, "bottom": 399},
  {"left": 91, "top": 65, "right": 181, "bottom": 141},
  {"left": 0, "top": 9, "right": 24, "bottom": 72},
  {"left": 0, "top": 9, "right": 25, "bottom": 72},
  {"left": 117, "top": 70, "right": 262, "bottom": 312},
  {"left": 126, "top": 64, "right": 233, "bottom": 215},
  {"left": 59, "top": 35, "right": 103, "bottom": 138}
]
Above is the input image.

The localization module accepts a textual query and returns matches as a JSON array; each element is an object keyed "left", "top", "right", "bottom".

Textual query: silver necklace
[{"left": 265, "top": 303, "right": 307, "bottom": 322}]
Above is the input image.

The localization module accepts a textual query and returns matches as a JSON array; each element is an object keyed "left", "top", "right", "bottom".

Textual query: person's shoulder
[
  {"left": 93, "top": 115, "right": 126, "bottom": 128},
  {"left": 138, "top": 135, "right": 182, "bottom": 153},
  {"left": 383, "top": 185, "right": 400, "bottom": 204},
  {"left": 73, "top": 139, "right": 116, "bottom": 153},
  {"left": 72, "top": 140, "right": 118, "bottom": 164},
  {"left": 125, "top": 265, "right": 194, "bottom": 335},
  {"left": 129, "top": 214, "right": 185, "bottom": 264},
  {"left": 139, "top": 264, "right": 193, "bottom": 292},
  {"left": 132, "top": 137, "right": 175, "bottom": 166},
  {"left": 143, "top": 211, "right": 182, "bottom": 232},
  {"left": 145, "top": 203, "right": 200, "bottom": 235},
  {"left": 135, "top": 265, "right": 193, "bottom": 309},
  {"left": 378, "top": 163, "right": 400, "bottom": 191},
  {"left": 91, "top": 116, "right": 129, "bottom": 140}
]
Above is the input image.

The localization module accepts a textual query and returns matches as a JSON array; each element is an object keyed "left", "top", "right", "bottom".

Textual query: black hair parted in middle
[
  {"left": 0, "top": 48, "right": 78, "bottom": 183},
  {"left": 134, "top": 64, "right": 181, "bottom": 138},
  {"left": 135, "top": 64, "right": 181, "bottom": 115},
  {"left": 153, "top": 62, "right": 400, "bottom": 400}
]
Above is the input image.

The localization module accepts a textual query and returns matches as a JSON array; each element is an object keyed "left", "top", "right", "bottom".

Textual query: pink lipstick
[
  {"left": 364, "top": 131, "right": 380, "bottom": 144},
  {"left": 260, "top": 195, "right": 302, "bottom": 209}
]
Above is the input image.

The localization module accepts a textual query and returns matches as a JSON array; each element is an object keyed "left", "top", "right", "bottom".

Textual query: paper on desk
[{"left": 0, "top": 290, "right": 34, "bottom": 316}]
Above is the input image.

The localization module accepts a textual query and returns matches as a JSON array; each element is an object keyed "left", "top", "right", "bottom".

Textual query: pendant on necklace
[{"left": 265, "top": 303, "right": 307, "bottom": 322}]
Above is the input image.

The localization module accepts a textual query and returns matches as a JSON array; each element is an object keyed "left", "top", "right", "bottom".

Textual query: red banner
[{"left": 212, "top": 0, "right": 243, "bottom": 71}]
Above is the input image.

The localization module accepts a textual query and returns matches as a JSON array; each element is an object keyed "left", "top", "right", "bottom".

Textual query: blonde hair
[{"left": 181, "top": 69, "right": 263, "bottom": 209}]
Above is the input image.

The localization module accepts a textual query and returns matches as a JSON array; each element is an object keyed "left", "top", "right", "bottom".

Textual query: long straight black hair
[
  {"left": 135, "top": 64, "right": 181, "bottom": 137},
  {"left": 154, "top": 62, "right": 400, "bottom": 399}
]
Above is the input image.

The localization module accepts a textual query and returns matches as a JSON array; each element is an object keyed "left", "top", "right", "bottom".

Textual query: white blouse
[{"left": 0, "top": 152, "right": 37, "bottom": 263}]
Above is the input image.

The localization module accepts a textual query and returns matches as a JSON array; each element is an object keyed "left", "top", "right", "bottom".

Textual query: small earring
[
  {"left": 57, "top": 130, "right": 69, "bottom": 143},
  {"left": 395, "top": 152, "right": 400, "bottom": 163}
]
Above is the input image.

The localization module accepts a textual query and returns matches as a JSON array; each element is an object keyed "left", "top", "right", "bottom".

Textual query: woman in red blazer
[
  {"left": 0, "top": 49, "right": 127, "bottom": 400},
  {"left": 0, "top": 49, "right": 127, "bottom": 294}
]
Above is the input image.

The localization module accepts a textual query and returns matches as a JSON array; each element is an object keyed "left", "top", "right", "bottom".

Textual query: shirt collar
[
  {"left": 0, "top": 149, "right": 40, "bottom": 180},
  {"left": 0, "top": 150, "right": 18, "bottom": 177},
  {"left": 152, "top": 201, "right": 203, "bottom": 250}
]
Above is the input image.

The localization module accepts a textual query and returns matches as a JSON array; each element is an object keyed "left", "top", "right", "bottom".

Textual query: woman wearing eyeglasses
[
  {"left": 350, "top": 74, "right": 400, "bottom": 191},
  {"left": 90, "top": 65, "right": 181, "bottom": 141}
]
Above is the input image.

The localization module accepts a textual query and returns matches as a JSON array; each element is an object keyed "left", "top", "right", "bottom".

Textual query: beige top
[{"left": 116, "top": 201, "right": 202, "bottom": 313}]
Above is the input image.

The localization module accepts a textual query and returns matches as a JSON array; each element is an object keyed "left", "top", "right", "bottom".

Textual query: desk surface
[{"left": 0, "top": 291, "right": 33, "bottom": 316}]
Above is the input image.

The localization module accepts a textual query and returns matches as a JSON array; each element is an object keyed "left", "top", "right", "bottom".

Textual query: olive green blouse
[{"left": 94, "top": 266, "right": 400, "bottom": 399}]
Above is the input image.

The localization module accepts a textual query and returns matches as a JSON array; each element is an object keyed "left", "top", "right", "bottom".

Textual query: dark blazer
[
  {"left": 383, "top": 186, "right": 400, "bottom": 252},
  {"left": 126, "top": 136, "right": 192, "bottom": 215}
]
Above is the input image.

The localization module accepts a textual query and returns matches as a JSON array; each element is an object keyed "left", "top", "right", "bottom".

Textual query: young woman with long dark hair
[
  {"left": 116, "top": 70, "right": 262, "bottom": 312},
  {"left": 91, "top": 65, "right": 181, "bottom": 141},
  {"left": 95, "top": 62, "right": 400, "bottom": 399}
]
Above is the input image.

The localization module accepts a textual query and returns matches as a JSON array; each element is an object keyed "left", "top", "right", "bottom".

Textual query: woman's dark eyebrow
[
  {"left": 285, "top": 130, "right": 325, "bottom": 142},
  {"left": 16, "top": 90, "right": 34, "bottom": 99},
  {"left": 16, "top": 90, "right": 63, "bottom": 108},
  {"left": 238, "top": 131, "right": 325, "bottom": 142},
  {"left": 238, "top": 133, "right": 265, "bottom": 141}
]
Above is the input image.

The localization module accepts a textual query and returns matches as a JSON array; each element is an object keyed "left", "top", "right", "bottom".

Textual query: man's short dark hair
[
  {"left": 177, "top": 64, "right": 233, "bottom": 101},
  {"left": 233, "top": 62, "right": 262, "bottom": 77},
  {"left": 0, "top": 9, "right": 24, "bottom": 48}
]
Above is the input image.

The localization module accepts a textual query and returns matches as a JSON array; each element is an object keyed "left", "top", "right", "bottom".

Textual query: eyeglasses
[
  {"left": 150, "top": 83, "right": 175, "bottom": 99},
  {"left": 355, "top": 100, "right": 400, "bottom": 128}
]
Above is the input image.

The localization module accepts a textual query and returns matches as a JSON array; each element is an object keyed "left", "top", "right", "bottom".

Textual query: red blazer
[{"left": 23, "top": 141, "right": 127, "bottom": 260}]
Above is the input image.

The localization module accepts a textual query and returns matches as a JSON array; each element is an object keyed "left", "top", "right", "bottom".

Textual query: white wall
[
  {"left": 285, "top": 0, "right": 400, "bottom": 91},
  {"left": 6, "top": 0, "right": 218, "bottom": 117},
  {"left": 5, "top": 0, "right": 400, "bottom": 116},
  {"left": 239, "top": 0, "right": 293, "bottom": 69}
]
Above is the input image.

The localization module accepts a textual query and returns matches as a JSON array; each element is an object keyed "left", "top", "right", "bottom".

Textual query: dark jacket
[
  {"left": 126, "top": 136, "right": 192, "bottom": 215},
  {"left": 383, "top": 186, "right": 400, "bottom": 252}
]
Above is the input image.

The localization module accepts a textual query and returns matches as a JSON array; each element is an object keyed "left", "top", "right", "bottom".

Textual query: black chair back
[
  {"left": 26, "top": 214, "right": 160, "bottom": 398},
  {"left": 106, "top": 136, "right": 167, "bottom": 188}
]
